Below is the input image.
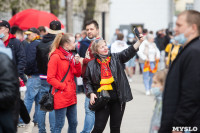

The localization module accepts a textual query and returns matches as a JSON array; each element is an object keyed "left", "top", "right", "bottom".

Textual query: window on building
[{"left": 186, "top": 3, "right": 193, "bottom": 10}]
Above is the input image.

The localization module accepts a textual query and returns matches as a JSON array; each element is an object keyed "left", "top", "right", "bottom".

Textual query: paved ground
[{"left": 18, "top": 65, "right": 155, "bottom": 133}]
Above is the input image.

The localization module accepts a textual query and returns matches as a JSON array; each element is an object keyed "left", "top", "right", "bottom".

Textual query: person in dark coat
[
  {"left": 159, "top": 10, "right": 200, "bottom": 133},
  {"left": 0, "top": 41, "right": 20, "bottom": 133},
  {"left": 84, "top": 35, "right": 144, "bottom": 133},
  {"left": 0, "top": 20, "right": 26, "bottom": 82},
  {"left": 79, "top": 38, "right": 91, "bottom": 58}
]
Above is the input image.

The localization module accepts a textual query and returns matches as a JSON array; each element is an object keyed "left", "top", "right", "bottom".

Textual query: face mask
[
  {"left": 86, "top": 36, "right": 95, "bottom": 41},
  {"left": 78, "top": 37, "right": 82, "bottom": 42},
  {"left": 174, "top": 33, "right": 187, "bottom": 45},
  {"left": 0, "top": 33, "right": 5, "bottom": 39},
  {"left": 151, "top": 87, "right": 162, "bottom": 97},
  {"left": 24, "top": 35, "right": 28, "bottom": 39},
  {"left": 128, "top": 38, "right": 134, "bottom": 42}
]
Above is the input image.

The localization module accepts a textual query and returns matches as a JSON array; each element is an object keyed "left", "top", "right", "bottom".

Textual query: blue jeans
[
  {"left": 38, "top": 80, "right": 55, "bottom": 133},
  {"left": 20, "top": 75, "right": 40, "bottom": 123},
  {"left": 140, "top": 62, "right": 155, "bottom": 91},
  {"left": 54, "top": 104, "right": 77, "bottom": 133},
  {"left": 81, "top": 97, "right": 95, "bottom": 133}
]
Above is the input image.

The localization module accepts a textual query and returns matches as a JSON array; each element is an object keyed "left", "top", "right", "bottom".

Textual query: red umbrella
[{"left": 9, "top": 9, "right": 64, "bottom": 30}]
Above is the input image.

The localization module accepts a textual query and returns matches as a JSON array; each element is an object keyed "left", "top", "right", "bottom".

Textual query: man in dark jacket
[
  {"left": 18, "top": 27, "right": 41, "bottom": 127},
  {"left": 79, "top": 38, "right": 91, "bottom": 58},
  {"left": 36, "top": 20, "right": 62, "bottom": 133},
  {"left": 0, "top": 44, "right": 20, "bottom": 133},
  {"left": 159, "top": 10, "right": 200, "bottom": 133},
  {"left": 0, "top": 20, "right": 26, "bottom": 82}
]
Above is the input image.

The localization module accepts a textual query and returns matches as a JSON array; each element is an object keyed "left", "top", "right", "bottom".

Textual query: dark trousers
[
  {"left": 92, "top": 101, "right": 126, "bottom": 133},
  {"left": 0, "top": 110, "right": 16, "bottom": 133}
]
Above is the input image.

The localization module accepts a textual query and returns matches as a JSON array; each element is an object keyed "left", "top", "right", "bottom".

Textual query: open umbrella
[{"left": 9, "top": 9, "right": 64, "bottom": 30}]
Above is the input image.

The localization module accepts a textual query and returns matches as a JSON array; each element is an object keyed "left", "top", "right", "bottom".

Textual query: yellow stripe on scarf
[
  {"left": 100, "top": 76, "right": 114, "bottom": 84},
  {"left": 97, "top": 77, "right": 114, "bottom": 92},
  {"left": 97, "top": 84, "right": 113, "bottom": 92}
]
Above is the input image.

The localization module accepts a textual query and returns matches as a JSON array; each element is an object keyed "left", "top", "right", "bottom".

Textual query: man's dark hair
[
  {"left": 117, "top": 33, "right": 124, "bottom": 40},
  {"left": 16, "top": 29, "right": 23, "bottom": 35},
  {"left": 10, "top": 26, "right": 20, "bottom": 34},
  {"left": 38, "top": 26, "right": 46, "bottom": 33},
  {"left": 84, "top": 20, "right": 99, "bottom": 29},
  {"left": 143, "top": 29, "right": 148, "bottom": 34},
  {"left": 149, "top": 31, "right": 153, "bottom": 34}
]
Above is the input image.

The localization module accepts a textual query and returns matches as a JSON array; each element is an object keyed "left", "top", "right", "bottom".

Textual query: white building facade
[{"left": 109, "top": 0, "right": 174, "bottom": 42}]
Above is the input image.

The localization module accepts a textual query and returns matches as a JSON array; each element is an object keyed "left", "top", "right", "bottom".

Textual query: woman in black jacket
[{"left": 84, "top": 37, "right": 143, "bottom": 133}]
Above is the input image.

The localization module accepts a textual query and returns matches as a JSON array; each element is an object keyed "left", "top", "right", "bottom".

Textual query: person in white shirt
[
  {"left": 111, "top": 33, "right": 128, "bottom": 70},
  {"left": 111, "top": 33, "right": 128, "bottom": 54},
  {"left": 137, "top": 34, "right": 160, "bottom": 95}
]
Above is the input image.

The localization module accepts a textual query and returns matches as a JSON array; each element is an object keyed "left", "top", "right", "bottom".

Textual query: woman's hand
[
  {"left": 138, "top": 34, "right": 144, "bottom": 43},
  {"left": 90, "top": 93, "right": 97, "bottom": 105},
  {"left": 79, "top": 57, "right": 84, "bottom": 65},
  {"left": 74, "top": 54, "right": 80, "bottom": 64},
  {"left": 133, "top": 34, "right": 144, "bottom": 50}
]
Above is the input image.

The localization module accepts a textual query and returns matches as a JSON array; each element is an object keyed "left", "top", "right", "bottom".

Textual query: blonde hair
[
  {"left": 91, "top": 40, "right": 106, "bottom": 54},
  {"left": 49, "top": 33, "right": 74, "bottom": 57},
  {"left": 153, "top": 69, "right": 168, "bottom": 86}
]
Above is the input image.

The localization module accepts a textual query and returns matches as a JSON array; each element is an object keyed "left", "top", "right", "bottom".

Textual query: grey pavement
[{"left": 18, "top": 65, "right": 155, "bottom": 133}]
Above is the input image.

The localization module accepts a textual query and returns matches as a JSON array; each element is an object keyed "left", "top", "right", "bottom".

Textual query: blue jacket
[
  {"left": 7, "top": 38, "right": 26, "bottom": 82},
  {"left": 24, "top": 39, "right": 41, "bottom": 76},
  {"left": 79, "top": 38, "right": 91, "bottom": 58}
]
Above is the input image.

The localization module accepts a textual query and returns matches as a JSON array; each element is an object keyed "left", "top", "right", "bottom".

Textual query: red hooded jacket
[{"left": 47, "top": 49, "right": 82, "bottom": 109}]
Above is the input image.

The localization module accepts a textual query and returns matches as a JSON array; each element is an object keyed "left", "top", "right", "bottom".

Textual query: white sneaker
[
  {"left": 146, "top": 91, "right": 150, "bottom": 96},
  {"left": 23, "top": 121, "right": 34, "bottom": 133}
]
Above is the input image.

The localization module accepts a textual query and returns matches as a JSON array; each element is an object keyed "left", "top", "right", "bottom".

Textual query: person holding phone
[{"left": 84, "top": 32, "right": 144, "bottom": 133}]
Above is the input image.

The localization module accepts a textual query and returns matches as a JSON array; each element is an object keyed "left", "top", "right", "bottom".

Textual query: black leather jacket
[
  {"left": 0, "top": 53, "right": 20, "bottom": 131},
  {"left": 84, "top": 46, "right": 138, "bottom": 103},
  {"left": 0, "top": 53, "right": 19, "bottom": 110}
]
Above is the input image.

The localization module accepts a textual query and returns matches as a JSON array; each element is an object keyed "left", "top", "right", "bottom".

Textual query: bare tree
[
  {"left": 50, "top": 0, "right": 59, "bottom": 17},
  {"left": 0, "top": 0, "right": 49, "bottom": 16},
  {"left": 83, "top": 0, "right": 96, "bottom": 29}
]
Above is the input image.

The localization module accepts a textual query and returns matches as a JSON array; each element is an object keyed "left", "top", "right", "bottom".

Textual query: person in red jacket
[{"left": 47, "top": 33, "right": 82, "bottom": 133}]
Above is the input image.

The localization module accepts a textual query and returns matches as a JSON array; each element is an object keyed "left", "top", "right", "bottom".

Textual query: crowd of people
[{"left": 0, "top": 9, "right": 200, "bottom": 133}]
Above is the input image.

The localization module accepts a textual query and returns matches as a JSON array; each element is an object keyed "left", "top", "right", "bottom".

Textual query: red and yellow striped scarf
[
  {"left": 96, "top": 57, "right": 114, "bottom": 92},
  {"left": 143, "top": 59, "right": 159, "bottom": 73}
]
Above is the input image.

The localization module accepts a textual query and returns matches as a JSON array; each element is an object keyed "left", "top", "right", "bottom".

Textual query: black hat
[
  {"left": 0, "top": 20, "right": 10, "bottom": 30},
  {"left": 48, "top": 20, "right": 62, "bottom": 34},
  {"left": 24, "top": 27, "right": 40, "bottom": 35}
]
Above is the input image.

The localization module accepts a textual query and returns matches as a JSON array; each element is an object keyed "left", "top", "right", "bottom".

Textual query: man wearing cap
[
  {"left": 36, "top": 20, "right": 62, "bottom": 133},
  {"left": 18, "top": 27, "right": 41, "bottom": 128},
  {"left": 0, "top": 20, "right": 26, "bottom": 82}
]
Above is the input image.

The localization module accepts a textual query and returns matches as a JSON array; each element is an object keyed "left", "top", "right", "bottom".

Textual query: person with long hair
[{"left": 47, "top": 33, "right": 82, "bottom": 133}]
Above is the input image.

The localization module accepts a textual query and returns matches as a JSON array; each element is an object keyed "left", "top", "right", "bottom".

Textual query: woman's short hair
[{"left": 91, "top": 39, "right": 106, "bottom": 54}]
